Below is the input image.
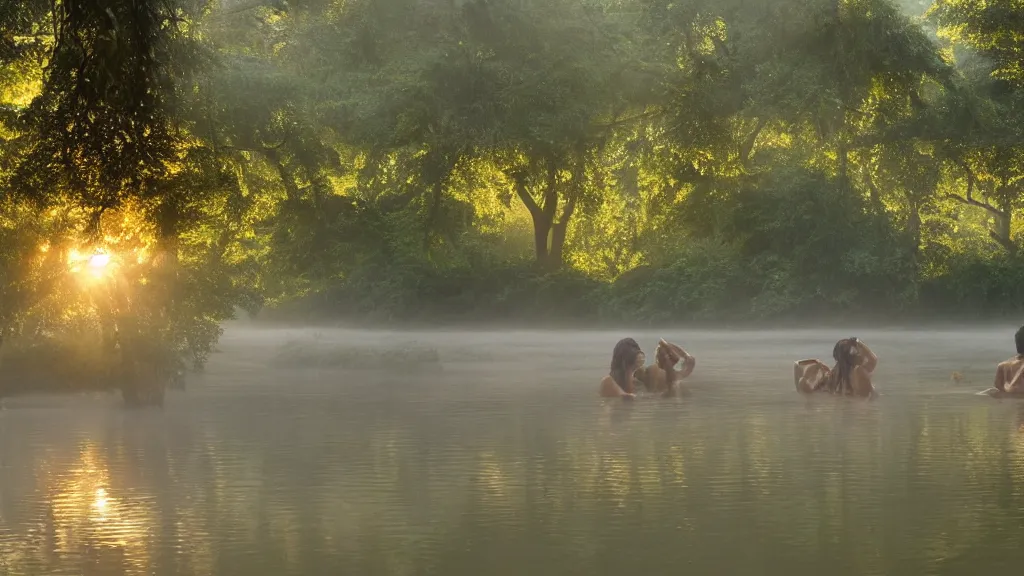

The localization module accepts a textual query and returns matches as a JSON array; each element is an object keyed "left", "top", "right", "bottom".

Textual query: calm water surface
[{"left": 3, "top": 326, "right": 1024, "bottom": 575}]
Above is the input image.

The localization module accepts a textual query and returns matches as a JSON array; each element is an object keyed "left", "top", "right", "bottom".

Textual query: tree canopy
[{"left": 2, "top": 0, "right": 1024, "bottom": 397}]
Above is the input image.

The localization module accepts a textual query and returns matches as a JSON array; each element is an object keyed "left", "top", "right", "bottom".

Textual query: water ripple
[{"left": 1, "top": 327, "right": 1023, "bottom": 575}]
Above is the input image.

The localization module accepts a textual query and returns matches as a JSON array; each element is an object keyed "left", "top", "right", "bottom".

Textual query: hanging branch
[
  {"left": 946, "top": 163, "right": 1003, "bottom": 217},
  {"left": 863, "top": 162, "right": 881, "bottom": 207},
  {"left": 739, "top": 117, "right": 768, "bottom": 168}
]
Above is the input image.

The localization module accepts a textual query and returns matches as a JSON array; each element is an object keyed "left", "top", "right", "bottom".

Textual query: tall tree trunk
[
  {"left": 992, "top": 202, "right": 1015, "bottom": 255},
  {"left": 548, "top": 195, "right": 578, "bottom": 271},
  {"left": 532, "top": 213, "right": 553, "bottom": 268},
  {"left": 510, "top": 161, "right": 560, "bottom": 270}
]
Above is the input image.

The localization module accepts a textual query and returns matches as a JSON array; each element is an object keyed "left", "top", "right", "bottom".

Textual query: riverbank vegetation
[{"left": 2, "top": 0, "right": 1024, "bottom": 396}]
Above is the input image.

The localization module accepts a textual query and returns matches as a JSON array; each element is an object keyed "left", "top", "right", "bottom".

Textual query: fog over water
[{"left": 2, "top": 324, "right": 1024, "bottom": 575}]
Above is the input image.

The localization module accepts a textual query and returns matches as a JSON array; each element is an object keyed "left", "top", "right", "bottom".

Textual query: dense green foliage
[{"left": 2, "top": 0, "right": 1024, "bottom": 394}]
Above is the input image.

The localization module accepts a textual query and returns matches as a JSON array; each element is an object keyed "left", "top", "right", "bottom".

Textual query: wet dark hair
[
  {"left": 610, "top": 338, "right": 643, "bottom": 393},
  {"left": 1016, "top": 325, "right": 1024, "bottom": 355},
  {"left": 824, "top": 338, "right": 858, "bottom": 395}
]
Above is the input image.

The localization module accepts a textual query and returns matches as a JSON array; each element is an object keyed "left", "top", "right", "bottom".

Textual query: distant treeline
[{"left": 2, "top": 0, "right": 1024, "bottom": 373}]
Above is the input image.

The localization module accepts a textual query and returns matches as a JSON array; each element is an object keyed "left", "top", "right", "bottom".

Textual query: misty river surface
[{"left": 3, "top": 326, "right": 1024, "bottom": 575}]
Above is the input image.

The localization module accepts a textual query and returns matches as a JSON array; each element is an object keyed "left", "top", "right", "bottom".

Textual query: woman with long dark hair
[
  {"left": 794, "top": 337, "right": 877, "bottom": 398},
  {"left": 600, "top": 338, "right": 644, "bottom": 398},
  {"left": 600, "top": 338, "right": 696, "bottom": 398}
]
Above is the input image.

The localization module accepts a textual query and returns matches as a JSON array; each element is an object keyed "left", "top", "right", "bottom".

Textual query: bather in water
[
  {"left": 794, "top": 337, "right": 878, "bottom": 398},
  {"left": 600, "top": 338, "right": 695, "bottom": 399},
  {"left": 979, "top": 325, "right": 1024, "bottom": 398}
]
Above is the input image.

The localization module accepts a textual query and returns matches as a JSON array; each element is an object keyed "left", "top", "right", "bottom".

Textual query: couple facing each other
[
  {"left": 599, "top": 335, "right": 881, "bottom": 399},
  {"left": 603, "top": 325, "right": 1024, "bottom": 399},
  {"left": 793, "top": 337, "right": 879, "bottom": 398},
  {"left": 795, "top": 326, "right": 1024, "bottom": 398},
  {"left": 599, "top": 338, "right": 695, "bottom": 399}
]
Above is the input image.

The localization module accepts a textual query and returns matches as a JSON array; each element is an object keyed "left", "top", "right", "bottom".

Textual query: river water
[{"left": 2, "top": 326, "right": 1024, "bottom": 575}]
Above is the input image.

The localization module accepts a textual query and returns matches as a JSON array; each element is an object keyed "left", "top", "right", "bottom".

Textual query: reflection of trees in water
[{"left": 3, "top": 397, "right": 1024, "bottom": 574}]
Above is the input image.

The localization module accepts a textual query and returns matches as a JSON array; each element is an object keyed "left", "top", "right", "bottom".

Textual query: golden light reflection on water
[
  {"left": 743, "top": 414, "right": 776, "bottom": 497},
  {"left": 478, "top": 451, "right": 510, "bottom": 502},
  {"left": 666, "top": 444, "right": 687, "bottom": 487},
  {"left": 93, "top": 488, "right": 109, "bottom": 518},
  {"left": 8, "top": 442, "right": 154, "bottom": 576}
]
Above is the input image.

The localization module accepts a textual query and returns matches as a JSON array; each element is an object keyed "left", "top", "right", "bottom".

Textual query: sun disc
[{"left": 88, "top": 253, "right": 111, "bottom": 269}]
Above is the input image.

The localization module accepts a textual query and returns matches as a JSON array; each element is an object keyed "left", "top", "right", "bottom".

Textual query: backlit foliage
[{"left": 3, "top": 0, "right": 1024, "bottom": 396}]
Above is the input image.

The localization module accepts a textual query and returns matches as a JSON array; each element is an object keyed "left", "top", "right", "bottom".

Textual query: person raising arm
[
  {"left": 636, "top": 339, "right": 696, "bottom": 397},
  {"left": 794, "top": 337, "right": 877, "bottom": 398},
  {"left": 848, "top": 338, "right": 878, "bottom": 398}
]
